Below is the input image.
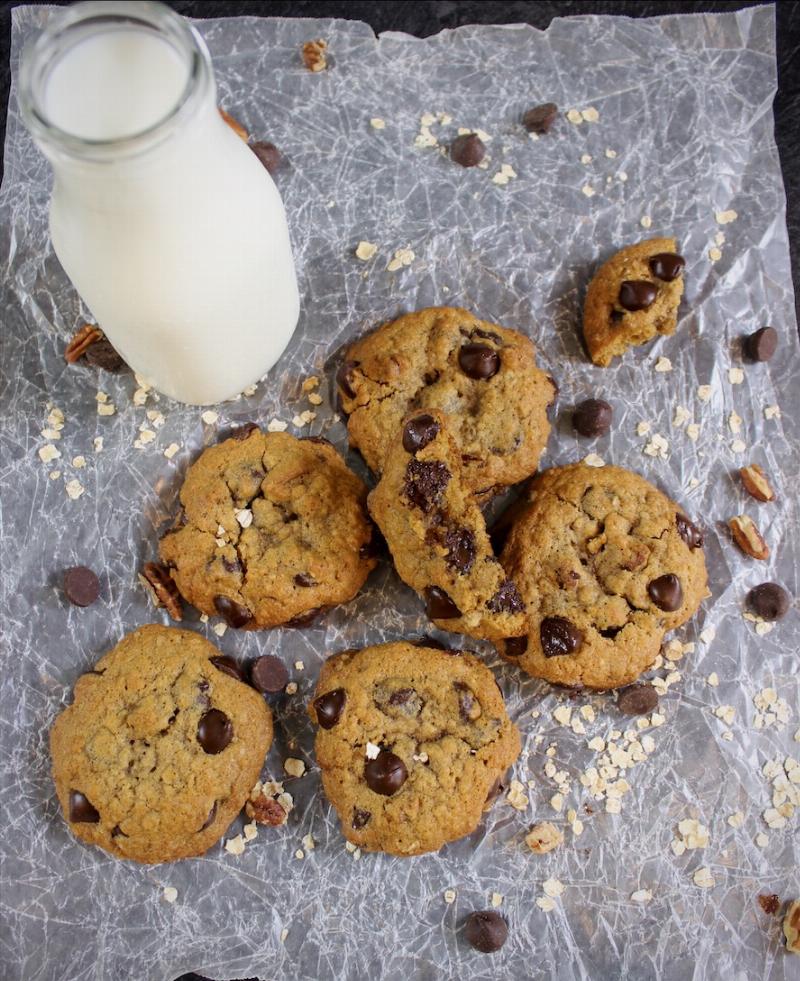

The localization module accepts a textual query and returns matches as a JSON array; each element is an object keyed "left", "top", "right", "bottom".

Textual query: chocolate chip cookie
[
  {"left": 50, "top": 625, "right": 272, "bottom": 864},
  {"left": 159, "top": 429, "right": 377, "bottom": 629},
  {"left": 499, "top": 463, "right": 708, "bottom": 689},
  {"left": 368, "top": 410, "right": 527, "bottom": 642},
  {"left": 309, "top": 641, "right": 520, "bottom": 856},
  {"left": 337, "top": 307, "right": 556, "bottom": 501},
  {"left": 583, "top": 238, "right": 686, "bottom": 367}
]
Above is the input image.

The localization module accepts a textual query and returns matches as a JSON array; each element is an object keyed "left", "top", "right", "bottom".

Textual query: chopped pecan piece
[
  {"left": 219, "top": 108, "right": 248, "bottom": 141},
  {"left": 245, "top": 793, "right": 288, "bottom": 826},
  {"left": 729, "top": 515, "right": 769, "bottom": 560},
  {"left": 739, "top": 464, "right": 775, "bottom": 502},
  {"left": 139, "top": 561, "right": 183, "bottom": 620},
  {"left": 302, "top": 39, "right": 328, "bottom": 72},
  {"left": 65, "top": 324, "right": 103, "bottom": 363}
]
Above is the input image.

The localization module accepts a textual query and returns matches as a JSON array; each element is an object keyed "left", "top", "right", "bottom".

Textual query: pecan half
[
  {"left": 729, "top": 515, "right": 769, "bottom": 560},
  {"left": 65, "top": 324, "right": 103, "bottom": 363},
  {"left": 245, "top": 793, "right": 288, "bottom": 826},
  {"left": 302, "top": 39, "right": 328, "bottom": 72},
  {"left": 219, "top": 108, "right": 248, "bottom": 141},
  {"left": 139, "top": 562, "right": 183, "bottom": 620},
  {"left": 739, "top": 464, "right": 775, "bottom": 502}
]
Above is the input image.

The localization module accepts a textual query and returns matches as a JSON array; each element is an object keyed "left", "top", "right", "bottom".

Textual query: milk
[{"left": 24, "top": 9, "right": 299, "bottom": 405}]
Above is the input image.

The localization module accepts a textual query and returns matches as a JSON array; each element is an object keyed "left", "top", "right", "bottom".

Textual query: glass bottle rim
[{"left": 18, "top": 0, "right": 212, "bottom": 163}]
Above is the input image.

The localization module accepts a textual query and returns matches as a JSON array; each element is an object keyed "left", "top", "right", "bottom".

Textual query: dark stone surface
[{"left": 0, "top": 3, "right": 796, "bottom": 980}]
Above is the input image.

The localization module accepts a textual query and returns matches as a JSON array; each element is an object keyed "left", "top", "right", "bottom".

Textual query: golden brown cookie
[
  {"left": 583, "top": 238, "right": 686, "bottom": 366},
  {"left": 337, "top": 306, "right": 556, "bottom": 501},
  {"left": 309, "top": 641, "right": 520, "bottom": 856},
  {"left": 498, "top": 463, "right": 708, "bottom": 689},
  {"left": 50, "top": 625, "right": 272, "bottom": 864},
  {"left": 159, "top": 429, "right": 377, "bottom": 629},
  {"left": 368, "top": 409, "right": 527, "bottom": 642}
]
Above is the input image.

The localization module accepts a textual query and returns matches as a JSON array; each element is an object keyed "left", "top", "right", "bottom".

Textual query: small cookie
[
  {"left": 309, "top": 641, "right": 520, "bottom": 856},
  {"left": 160, "top": 429, "right": 376, "bottom": 629},
  {"left": 338, "top": 307, "right": 556, "bottom": 501},
  {"left": 50, "top": 625, "right": 272, "bottom": 864},
  {"left": 499, "top": 463, "right": 707, "bottom": 689},
  {"left": 368, "top": 410, "right": 527, "bottom": 642},
  {"left": 583, "top": 238, "right": 685, "bottom": 367}
]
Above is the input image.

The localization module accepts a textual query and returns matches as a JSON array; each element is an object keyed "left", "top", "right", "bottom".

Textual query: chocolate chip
[
  {"left": 84, "top": 338, "right": 127, "bottom": 372},
  {"left": 337, "top": 360, "right": 359, "bottom": 399},
  {"left": 424, "top": 585, "right": 462, "bottom": 620},
  {"left": 522, "top": 102, "right": 558, "bottom": 134},
  {"left": 352, "top": 807, "right": 371, "bottom": 829},
  {"left": 573, "top": 398, "right": 613, "bottom": 438},
  {"left": 504, "top": 635, "right": 528, "bottom": 657},
  {"left": 364, "top": 750, "right": 408, "bottom": 796},
  {"left": 454, "top": 682, "right": 482, "bottom": 722},
  {"left": 487, "top": 578, "right": 524, "bottom": 614},
  {"left": 619, "top": 280, "right": 657, "bottom": 312},
  {"left": 746, "top": 582, "right": 790, "bottom": 621},
  {"left": 197, "top": 708, "right": 233, "bottom": 754},
  {"left": 250, "top": 140, "right": 281, "bottom": 174},
  {"left": 413, "top": 635, "right": 448, "bottom": 650},
  {"left": 285, "top": 605, "right": 327, "bottom": 627},
  {"left": 649, "top": 252, "right": 685, "bottom": 281},
  {"left": 210, "top": 655, "right": 245, "bottom": 683},
  {"left": 743, "top": 326, "right": 778, "bottom": 362},
  {"left": 111, "top": 824, "right": 126, "bottom": 837},
  {"left": 485, "top": 774, "right": 505, "bottom": 805},
  {"left": 617, "top": 684, "right": 659, "bottom": 716},
  {"left": 213, "top": 595, "right": 254, "bottom": 628},
  {"left": 230, "top": 422, "right": 259, "bottom": 441},
  {"left": 314, "top": 688, "right": 346, "bottom": 728},
  {"left": 222, "top": 555, "right": 241, "bottom": 574},
  {"left": 610, "top": 309, "right": 625, "bottom": 324},
  {"left": 675, "top": 513, "right": 704, "bottom": 549},
  {"left": 444, "top": 526, "right": 476, "bottom": 574},
  {"left": 403, "top": 459, "right": 451, "bottom": 512},
  {"left": 540, "top": 616, "right": 583, "bottom": 657},
  {"left": 251, "top": 654, "right": 289, "bottom": 693},
  {"left": 69, "top": 790, "right": 100, "bottom": 823},
  {"left": 402, "top": 414, "right": 440, "bottom": 454},
  {"left": 450, "top": 133, "right": 486, "bottom": 167},
  {"left": 464, "top": 910, "right": 508, "bottom": 953},
  {"left": 458, "top": 343, "right": 500, "bottom": 380},
  {"left": 63, "top": 566, "right": 100, "bottom": 607},
  {"left": 647, "top": 573, "right": 683, "bottom": 612},
  {"left": 294, "top": 573, "right": 317, "bottom": 587},
  {"left": 199, "top": 801, "right": 218, "bottom": 831},
  {"left": 302, "top": 435, "right": 333, "bottom": 447}
]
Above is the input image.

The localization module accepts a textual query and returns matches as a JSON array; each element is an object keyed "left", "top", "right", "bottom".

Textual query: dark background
[{"left": 0, "top": 3, "right": 797, "bottom": 980}]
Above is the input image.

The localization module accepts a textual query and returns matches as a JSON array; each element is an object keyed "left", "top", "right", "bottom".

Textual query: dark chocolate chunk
[
  {"left": 210, "top": 655, "right": 245, "bottom": 683},
  {"left": 675, "top": 513, "right": 704, "bottom": 549},
  {"left": 450, "top": 133, "right": 486, "bottom": 167},
  {"left": 424, "top": 585, "right": 462, "bottom": 619},
  {"left": 522, "top": 102, "right": 558, "bottom": 134},
  {"left": 250, "top": 140, "right": 282, "bottom": 174},
  {"left": 485, "top": 774, "right": 505, "bottom": 805},
  {"left": 540, "top": 616, "right": 583, "bottom": 657},
  {"left": 487, "top": 578, "right": 524, "bottom": 614},
  {"left": 230, "top": 422, "right": 258, "bottom": 441},
  {"left": 294, "top": 573, "right": 317, "bottom": 587},
  {"left": 197, "top": 708, "right": 233, "bottom": 754},
  {"left": 336, "top": 360, "right": 360, "bottom": 400},
  {"left": 199, "top": 801, "right": 218, "bottom": 831},
  {"left": 458, "top": 343, "right": 500, "bottom": 380},
  {"left": 573, "top": 398, "right": 613, "bottom": 438},
  {"left": 743, "top": 326, "right": 778, "bottom": 362},
  {"left": 285, "top": 605, "right": 327, "bottom": 627},
  {"left": 352, "top": 807, "right": 371, "bottom": 829},
  {"left": 647, "top": 573, "right": 683, "bottom": 612},
  {"left": 504, "top": 635, "right": 528, "bottom": 657},
  {"left": 403, "top": 459, "right": 451, "bottom": 512},
  {"left": 746, "top": 582, "right": 790, "bottom": 621},
  {"left": 364, "top": 750, "right": 408, "bottom": 796},
  {"left": 69, "top": 790, "right": 100, "bottom": 823},
  {"left": 648, "top": 252, "right": 685, "bottom": 281},
  {"left": 314, "top": 688, "right": 346, "bottom": 729},
  {"left": 444, "top": 526, "right": 476, "bottom": 574},
  {"left": 617, "top": 684, "right": 659, "bottom": 716},
  {"left": 619, "top": 280, "right": 657, "bottom": 312},
  {"left": 610, "top": 309, "right": 625, "bottom": 324},
  {"left": 464, "top": 910, "right": 508, "bottom": 953},
  {"left": 251, "top": 654, "right": 289, "bottom": 693},
  {"left": 213, "top": 594, "right": 254, "bottom": 628},
  {"left": 63, "top": 566, "right": 100, "bottom": 607},
  {"left": 84, "top": 338, "right": 126, "bottom": 372},
  {"left": 454, "top": 681, "right": 481, "bottom": 721},
  {"left": 402, "top": 413, "right": 440, "bottom": 453}
]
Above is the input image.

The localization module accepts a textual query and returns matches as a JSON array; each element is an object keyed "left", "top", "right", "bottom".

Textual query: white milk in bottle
[{"left": 20, "top": 0, "right": 299, "bottom": 404}]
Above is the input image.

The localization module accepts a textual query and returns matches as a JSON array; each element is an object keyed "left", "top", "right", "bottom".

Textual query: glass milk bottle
[{"left": 19, "top": 0, "right": 299, "bottom": 405}]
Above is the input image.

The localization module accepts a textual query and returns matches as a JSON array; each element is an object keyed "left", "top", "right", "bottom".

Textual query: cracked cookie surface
[
  {"left": 50, "top": 625, "right": 272, "bottom": 864},
  {"left": 309, "top": 641, "right": 520, "bottom": 856},
  {"left": 499, "top": 464, "right": 708, "bottom": 689},
  {"left": 337, "top": 306, "right": 555, "bottom": 501},
  {"left": 159, "top": 429, "right": 377, "bottom": 629},
  {"left": 368, "top": 410, "right": 527, "bottom": 642},
  {"left": 583, "top": 237, "right": 686, "bottom": 367}
]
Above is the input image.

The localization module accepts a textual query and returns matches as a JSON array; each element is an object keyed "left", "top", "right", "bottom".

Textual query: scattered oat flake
[
  {"left": 714, "top": 705, "right": 735, "bottom": 726},
  {"left": 147, "top": 410, "right": 165, "bottom": 428},
  {"left": 444, "top": 889, "right": 456, "bottom": 904},
  {"left": 697, "top": 385, "right": 713, "bottom": 402},
  {"left": 162, "top": 886, "right": 178, "bottom": 903},
  {"left": 693, "top": 867, "right": 716, "bottom": 889},
  {"left": 636, "top": 421, "right": 652, "bottom": 436},
  {"left": 581, "top": 107, "right": 599, "bottom": 122},
  {"left": 308, "top": 392, "right": 323, "bottom": 406},
  {"left": 492, "top": 164, "right": 517, "bottom": 187},
  {"left": 728, "top": 367, "right": 744, "bottom": 385},
  {"left": 566, "top": 108, "right": 583, "bottom": 124},
  {"left": 38, "top": 444, "right": 61, "bottom": 463},
  {"left": 631, "top": 889, "right": 652, "bottom": 904},
  {"left": 605, "top": 148, "right": 617, "bottom": 159},
  {"left": 618, "top": 171, "right": 628, "bottom": 182},
  {"left": 731, "top": 439, "right": 746, "bottom": 453},
  {"left": 536, "top": 897, "right": 556, "bottom": 912},
  {"left": 655, "top": 356, "right": 672, "bottom": 373},
  {"left": 709, "top": 247, "right": 722, "bottom": 263},
  {"left": 369, "top": 117, "right": 385, "bottom": 130},
  {"left": 641, "top": 216, "right": 652, "bottom": 229},
  {"left": 686, "top": 423, "right": 700, "bottom": 442},
  {"left": 583, "top": 453, "right": 605, "bottom": 468},
  {"left": 65, "top": 479, "right": 84, "bottom": 500},
  {"left": 715, "top": 231, "right": 726, "bottom": 246},
  {"left": 285, "top": 682, "right": 298, "bottom": 695},
  {"left": 201, "top": 410, "right": 218, "bottom": 425},
  {"left": 280, "top": 928, "right": 288, "bottom": 943},
  {"left": 235, "top": 508, "right": 253, "bottom": 529},
  {"left": 728, "top": 411, "right": 742, "bottom": 434},
  {"left": 707, "top": 673, "right": 719, "bottom": 687},
  {"left": 491, "top": 893, "right": 503, "bottom": 908},
  {"left": 543, "top": 878, "right": 565, "bottom": 899},
  {"left": 225, "top": 835, "right": 245, "bottom": 856},
  {"left": 700, "top": 626, "right": 716, "bottom": 645},
  {"left": 97, "top": 402, "right": 116, "bottom": 416},
  {"left": 727, "top": 811, "right": 744, "bottom": 829},
  {"left": 643, "top": 434, "right": 669, "bottom": 459},
  {"left": 387, "top": 247, "right": 415, "bottom": 271},
  {"left": 756, "top": 832, "right": 769, "bottom": 847},
  {"left": 580, "top": 153, "right": 592, "bottom": 164},
  {"left": 295, "top": 849, "right": 305, "bottom": 860},
  {"left": 294, "top": 660, "right": 304, "bottom": 671},
  {"left": 764, "top": 404, "right": 781, "bottom": 420},
  {"left": 355, "top": 241, "right": 378, "bottom": 261},
  {"left": 163, "top": 443, "right": 180, "bottom": 459},
  {"left": 267, "top": 419, "right": 288, "bottom": 432},
  {"left": 49, "top": 471, "right": 60, "bottom": 481},
  {"left": 581, "top": 184, "right": 595, "bottom": 198},
  {"left": 284, "top": 757, "right": 306, "bottom": 778},
  {"left": 715, "top": 209, "right": 738, "bottom": 225},
  {"left": 71, "top": 455, "right": 86, "bottom": 469},
  {"left": 243, "top": 822, "right": 258, "bottom": 842},
  {"left": 366, "top": 741, "right": 380, "bottom": 760},
  {"left": 506, "top": 779, "right": 529, "bottom": 811},
  {"left": 212, "top": 623, "right": 227, "bottom": 638},
  {"left": 302, "top": 833, "right": 316, "bottom": 852},
  {"left": 133, "top": 388, "right": 148, "bottom": 406}
]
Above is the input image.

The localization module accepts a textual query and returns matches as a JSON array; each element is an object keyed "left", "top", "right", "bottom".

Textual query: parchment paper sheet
[{"left": 1, "top": 5, "right": 798, "bottom": 979}]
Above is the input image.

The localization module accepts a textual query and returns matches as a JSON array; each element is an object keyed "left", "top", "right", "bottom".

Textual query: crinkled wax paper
[{"left": 1, "top": 4, "right": 798, "bottom": 980}]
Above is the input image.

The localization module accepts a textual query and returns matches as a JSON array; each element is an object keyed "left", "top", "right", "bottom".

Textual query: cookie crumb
[
  {"left": 162, "top": 886, "right": 178, "bottom": 903},
  {"left": 492, "top": 164, "right": 517, "bottom": 186}
]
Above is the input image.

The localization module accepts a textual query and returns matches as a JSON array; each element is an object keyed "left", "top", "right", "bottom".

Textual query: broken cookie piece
[
  {"left": 368, "top": 410, "right": 527, "bottom": 643},
  {"left": 583, "top": 237, "right": 686, "bottom": 367}
]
